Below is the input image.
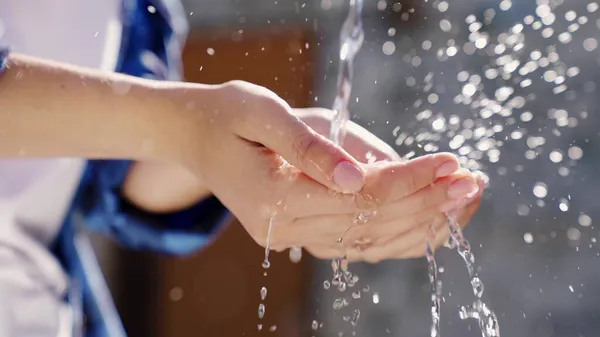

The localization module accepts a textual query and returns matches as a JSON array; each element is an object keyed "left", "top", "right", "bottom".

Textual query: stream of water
[
  {"left": 327, "top": 0, "right": 366, "bottom": 331},
  {"left": 328, "top": 1, "right": 500, "bottom": 336},
  {"left": 260, "top": 1, "right": 500, "bottom": 335}
]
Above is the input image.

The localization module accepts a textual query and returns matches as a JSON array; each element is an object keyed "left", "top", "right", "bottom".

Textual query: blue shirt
[{"left": 0, "top": 1, "right": 230, "bottom": 336}]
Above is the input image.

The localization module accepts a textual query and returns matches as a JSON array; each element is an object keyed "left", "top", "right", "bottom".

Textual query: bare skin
[{"left": 0, "top": 53, "right": 484, "bottom": 261}]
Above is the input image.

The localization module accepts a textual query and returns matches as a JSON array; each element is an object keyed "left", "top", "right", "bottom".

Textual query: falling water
[
  {"left": 426, "top": 224, "right": 442, "bottom": 337},
  {"left": 258, "top": 215, "right": 275, "bottom": 331},
  {"left": 329, "top": 1, "right": 498, "bottom": 336},
  {"left": 262, "top": 215, "right": 276, "bottom": 270},
  {"left": 446, "top": 212, "right": 500, "bottom": 337},
  {"left": 326, "top": 0, "right": 365, "bottom": 330},
  {"left": 317, "top": 0, "right": 600, "bottom": 336},
  {"left": 330, "top": 0, "right": 365, "bottom": 146}
]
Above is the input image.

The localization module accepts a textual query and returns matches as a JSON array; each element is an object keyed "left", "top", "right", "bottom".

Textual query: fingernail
[
  {"left": 435, "top": 160, "right": 459, "bottom": 178},
  {"left": 448, "top": 177, "right": 479, "bottom": 199},
  {"left": 333, "top": 160, "right": 365, "bottom": 193}
]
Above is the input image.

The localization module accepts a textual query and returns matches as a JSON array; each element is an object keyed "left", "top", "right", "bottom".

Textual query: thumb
[
  {"left": 243, "top": 103, "right": 366, "bottom": 193},
  {"left": 294, "top": 108, "right": 402, "bottom": 163}
]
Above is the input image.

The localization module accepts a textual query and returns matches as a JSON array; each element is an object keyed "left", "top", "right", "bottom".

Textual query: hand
[
  {"left": 293, "top": 107, "right": 402, "bottom": 163},
  {"left": 182, "top": 80, "right": 481, "bottom": 261},
  {"left": 292, "top": 107, "right": 487, "bottom": 262},
  {"left": 315, "top": 172, "right": 487, "bottom": 262},
  {"left": 406, "top": 172, "right": 487, "bottom": 258}
]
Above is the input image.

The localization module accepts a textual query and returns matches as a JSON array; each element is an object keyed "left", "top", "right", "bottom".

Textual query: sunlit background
[{"left": 90, "top": 0, "right": 600, "bottom": 336}]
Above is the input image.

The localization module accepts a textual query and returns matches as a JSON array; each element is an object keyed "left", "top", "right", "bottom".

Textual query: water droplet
[
  {"left": 533, "top": 182, "right": 548, "bottom": 198},
  {"left": 579, "top": 213, "right": 592, "bottom": 227},
  {"left": 311, "top": 320, "right": 319, "bottom": 330},
  {"left": 350, "top": 309, "right": 361, "bottom": 327},
  {"left": 517, "top": 204, "right": 530, "bottom": 216},
  {"left": 559, "top": 198, "right": 570, "bottom": 212},
  {"left": 262, "top": 260, "right": 271, "bottom": 269},
  {"left": 333, "top": 298, "right": 347, "bottom": 310},
  {"left": 372, "top": 293, "right": 380, "bottom": 304},
  {"left": 382, "top": 41, "right": 396, "bottom": 55},
  {"left": 567, "top": 227, "right": 581, "bottom": 241},
  {"left": 471, "top": 277, "right": 484, "bottom": 298},
  {"left": 169, "top": 287, "right": 183, "bottom": 301},
  {"left": 440, "top": 19, "right": 452, "bottom": 32},
  {"left": 289, "top": 247, "right": 302, "bottom": 263},
  {"left": 258, "top": 303, "right": 265, "bottom": 319},
  {"left": 260, "top": 287, "right": 267, "bottom": 301},
  {"left": 584, "top": 38, "right": 598, "bottom": 51}
]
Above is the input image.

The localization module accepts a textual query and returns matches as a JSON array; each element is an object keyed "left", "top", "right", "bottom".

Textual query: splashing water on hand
[
  {"left": 328, "top": 1, "right": 500, "bottom": 336},
  {"left": 326, "top": 0, "right": 367, "bottom": 330}
]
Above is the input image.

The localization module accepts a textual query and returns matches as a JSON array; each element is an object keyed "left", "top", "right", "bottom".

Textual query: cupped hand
[
  {"left": 295, "top": 107, "right": 487, "bottom": 262},
  {"left": 303, "top": 172, "right": 487, "bottom": 262},
  {"left": 188, "top": 80, "right": 482, "bottom": 261}
]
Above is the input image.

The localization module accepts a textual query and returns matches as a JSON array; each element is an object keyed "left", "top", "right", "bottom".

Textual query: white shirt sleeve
[{"left": 0, "top": 0, "right": 121, "bottom": 69}]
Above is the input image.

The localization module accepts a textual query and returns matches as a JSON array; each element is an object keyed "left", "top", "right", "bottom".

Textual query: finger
[
  {"left": 291, "top": 206, "right": 435, "bottom": 249},
  {"left": 294, "top": 107, "right": 401, "bottom": 162},
  {"left": 364, "top": 171, "right": 478, "bottom": 226},
  {"left": 400, "top": 217, "right": 453, "bottom": 259},
  {"left": 241, "top": 98, "right": 366, "bottom": 193},
  {"left": 303, "top": 196, "right": 477, "bottom": 262},
  {"left": 269, "top": 215, "right": 351, "bottom": 250},
  {"left": 281, "top": 153, "right": 463, "bottom": 218},
  {"left": 349, "top": 215, "right": 447, "bottom": 263},
  {"left": 263, "top": 171, "right": 480, "bottom": 251},
  {"left": 305, "top": 245, "right": 341, "bottom": 260},
  {"left": 275, "top": 173, "right": 358, "bottom": 218},
  {"left": 358, "top": 153, "right": 461, "bottom": 207},
  {"left": 347, "top": 210, "right": 437, "bottom": 244},
  {"left": 284, "top": 170, "right": 476, "bottom": 231},
  {"left": 455, "top": 194, "right": 483, "bottom": 228},
  {"left": 282, "top": 171, "right": 477, "bottom": 243},
  {"left": 400, "top": 199, "right": 479, "bottom": 259},
  {"left": 438, "top": 171, "right": 487, "bottom": 213}
]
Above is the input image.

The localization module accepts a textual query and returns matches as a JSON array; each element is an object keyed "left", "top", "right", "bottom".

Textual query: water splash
[
  {"left": 447, "top": 212, "right": 500, "bottom": 337},
  {"left": 320, "top": 0, "right": 600, "bottom": 336},
  {"left": 260, "top": 286, "right": 267, "bottom": 301}
]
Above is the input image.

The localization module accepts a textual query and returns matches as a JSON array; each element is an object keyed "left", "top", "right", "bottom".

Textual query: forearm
[
  {"left": 123, "top": 161, "right": 212, "bottom": 213},
  {"left": 0, "top": 53, "right": 199, "bottom": 163}
]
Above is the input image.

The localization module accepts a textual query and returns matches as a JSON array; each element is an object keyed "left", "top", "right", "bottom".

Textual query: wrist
[{"left": 146, "top": 81, "right": 219, "bottom": 166}]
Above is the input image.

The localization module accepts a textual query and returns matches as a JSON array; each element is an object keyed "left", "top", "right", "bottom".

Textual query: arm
[
  {"left": 1, "top": 52, "right": 214, "bottom": 209},
  {"left": 0, "top": 52, "right": 202, "bottom": 164},
  {"left": 1, "top": 52, "right": 230, "bottom": 254}
]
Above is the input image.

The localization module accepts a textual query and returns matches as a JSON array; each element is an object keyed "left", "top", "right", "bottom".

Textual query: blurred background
[{"left": 94, "top": 0, "right": 600, "bottom": 336}]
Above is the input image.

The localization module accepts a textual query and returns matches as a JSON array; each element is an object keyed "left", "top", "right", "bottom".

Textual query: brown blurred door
[{"left": 153, "top": 27, "right": 317, "bottom": 337}]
